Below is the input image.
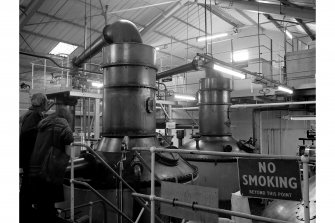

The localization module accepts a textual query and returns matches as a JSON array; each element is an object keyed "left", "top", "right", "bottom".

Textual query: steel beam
[
  {"left": 156, "top": 50, "right": 186, "bottom": 61},
  {"left": 33, "top": 11, "right": 101, "bottom": 34},
  {"left": 296, "top": 18, "right": 315, "bottom": 41},
  {"left": 234, "top": 9, "right": 257, "bottom": 26},
  {"left": 263, "top": 14, "right": 287, "bottom": 35},
  {"left": 155, "top": 30, "right": 203, "bottom": 51},
  {"left": 21, "top": 29, "right": 85, "bottom": 48},
  {"left": 199, "top": 3, "right": 244, "bottom": 28},
  {"left": 213, "top": 0, "right": 315, "bottom": 20},
  {"left": 172, "top": 16, "right": 206, "bottom": 34},
  {"left": 277, "top": 0, "right": 315, "bottom": 40},
  {"left": 20, "top": 0, "right": 45, "bottom": 28},
  {"left": 140, "top": 0, "right": 188, "bottom": 37}
]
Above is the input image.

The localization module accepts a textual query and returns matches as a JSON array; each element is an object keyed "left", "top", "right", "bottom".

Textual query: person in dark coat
[
  {"left": 29, "top": 107, "right": 74, "bottom": 223},
  {"left": 20, "top": 93, "right": 50, "bottom": 223}
]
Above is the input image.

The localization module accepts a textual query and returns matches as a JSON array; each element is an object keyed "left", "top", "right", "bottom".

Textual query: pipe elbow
[{"left": 103, "top": 20, "right": 142, "bottom": 44}]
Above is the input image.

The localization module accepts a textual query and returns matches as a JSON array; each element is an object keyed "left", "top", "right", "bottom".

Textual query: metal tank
[
  {"left": 59, "top": 20, "right": 198, "bottom": 223},
  {"left": 261, "top": 175, "right": 316, "bottom": 222},
  {"left": 181, "top": 67, "right": 245, "bottom": 205}
]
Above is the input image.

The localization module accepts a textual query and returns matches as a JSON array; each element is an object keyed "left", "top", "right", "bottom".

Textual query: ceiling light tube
[
  {"left": 277, "top": 85, "right": 293, "bottom": 94},
  {"left": 285, "top": 30, "right": 293, "bottom": 39},
  {"left": 92, "top": 82, "right": 103, "bottom": 88},
  {"left": 174, "top": 94, "right": 196, "bottom": 101},
  {"left": 213, "top": 64, "right": 246, "bottom": 79},
  {"left": 290, "top": 116, "right": 316, "bottom": 121},
  {"left": 197, "top": 33, "right": 228, "bottom": 42}
]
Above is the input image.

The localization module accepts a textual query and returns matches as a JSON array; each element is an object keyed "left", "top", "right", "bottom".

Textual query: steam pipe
[
  {"left": 73, "top": 20, "right": 143, "bottom": 67},
  {"left": 156, "top": 58, "right": 200, "bottom": 80}
]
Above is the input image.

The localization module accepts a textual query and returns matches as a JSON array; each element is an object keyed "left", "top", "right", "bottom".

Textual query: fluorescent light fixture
[
  {"left": 213, "top": 64, "right": 246, "bottom": 79},
  {"left": 256, "top": 0, "right": 275, "bottom": 4},
  {"left": 277, "top": 85, "right": 293, "bottom": 94},
  {"left": 174, "top": 94, "right": 196, "bottom": 101},
  {"left": 232, "top": 50, "right": 249, "bottom": 62},
  {"left": 285, "top": 30, "right": 293, "bottom": 39},
  {"left": 50, "top": 42, "right": 78, "bottom": 56},
  {"left": 155, "top": 47, "right": 160, "bottom": 51},
  {"left": 282, "top": 115, "right": 316, "bottom": 121},
  {"left": 290, "top": 116, "right": 315, "bottom": 121},
  {"left": 92, "top": 82, "right": 103, "bottom": 88},
  {"left": 197, "top": 33, "right": 228, "bottom": 42}
]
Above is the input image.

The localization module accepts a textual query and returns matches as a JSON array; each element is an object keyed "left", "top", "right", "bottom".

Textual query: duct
[
  {"left": 156, "top": 57, "right": 201, "bottom": 79},
  {"left": 73, "top": 20, "right": 142, "bottom": 67},
  {"left": 210, "top": 0, "right": 316, "bottom": 20},
  {"left": 140, "top": 0, "right": 188, "bottom": 37}
]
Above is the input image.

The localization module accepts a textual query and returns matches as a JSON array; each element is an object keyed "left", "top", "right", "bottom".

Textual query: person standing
[
  {"left": 29, "top": 107, "right": 74, "bottom": 223},
  {"left": 20, "top": 93, "right": 50, "bottom": 223}
]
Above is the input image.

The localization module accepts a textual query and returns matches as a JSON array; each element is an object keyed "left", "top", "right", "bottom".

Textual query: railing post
[
  {"left": 150, "top": 147, "right": 156, "bottom": 223},
  {"left": 89, "top": 201, "right": 93, "bottom": 223},
  {"left": 70, "top": 145, "right": 75, "bottom": 221},
  {"left": 301, "top": 150, "right": 310, "bottom": 223}
]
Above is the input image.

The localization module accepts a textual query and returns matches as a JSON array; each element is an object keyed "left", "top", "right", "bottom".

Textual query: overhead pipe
[
  {"left": 73, "top": 20, "right": 143, "bottom": 67},
  {"left": 156, "top": 57, "right": 201, "bottom": 80},
  {"left": 211, "top": 0, "right": 315, "bottom": 20},
  {"left": 20, "top": 50, "right": 102, "bottom": 75},
  {"left": 171, "top": 100, "right": 316, "bottom": 110}
]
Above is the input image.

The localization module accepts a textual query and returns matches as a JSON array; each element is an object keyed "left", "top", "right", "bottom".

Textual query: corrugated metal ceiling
[{"left": 20, "top": 0, "right": 316, "bottom": 76}]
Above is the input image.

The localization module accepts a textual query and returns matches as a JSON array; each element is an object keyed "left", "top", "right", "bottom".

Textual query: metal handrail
[
  {"left": 59, "top": 200, "right": 107, "bottom": 223},
  {"left": 71, "top": 143, "right": 164, "bottom": 223},
  {"left": 132, "top": 147, "right": 316, "bottom": 162},
  {"left": 132, "top": 146, "right": 312, "bottom": 223},
  {"left": 132, "top": 193, "right": 292, "bottom": 223},
  {"left": 71, "top": 179, "right": 134, "bottom": 223}
]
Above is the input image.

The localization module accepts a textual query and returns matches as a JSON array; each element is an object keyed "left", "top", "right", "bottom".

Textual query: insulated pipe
[
  {"left": 73, "top": 20, "right": 143, "bottom": 67},
  {"left": 156, "top": 58, "right": 200, "bottom": 80}
]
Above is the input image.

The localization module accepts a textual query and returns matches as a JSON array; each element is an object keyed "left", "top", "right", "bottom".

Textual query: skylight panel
[{"left": 49, "top": 42, "right": 78, "bottom": 57}]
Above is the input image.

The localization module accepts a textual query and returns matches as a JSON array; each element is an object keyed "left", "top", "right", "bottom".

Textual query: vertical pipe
[
  {"left": 270, "top": 39, "right": 273, "bottom": 80},
  {"left": 31, "top": 63, "right": 34, "bottom": 89},
  {"left": 94, "top": 99, "right": 100, "bottom": 139},
  {"left": 119, "top": 159, "right": 123, "bottom": 223},
  {"left": 83, "top": 98, "right": 87, "bottom": 139},
  {"left": 230, "top": 39, "right": 234, "bottom": 65},
  {"left": 66, "top": 57, "right": 70, "bottom": 87},
  {"left": 167, "top": 105, "right": 172, "bottom": 136},
  {"left": 61, "top": 60, "right": 64, "bottom": 79},
  {"left": 70, "top": 145, "right": 75, "bottom": 221},
  {"left": 284, "top": 28, "right": 287, "bottom": 84},
  {"left": 150, "top": 147, "right": 156, "bottom": 223},
  {"left": 88, "top": 98, "right": 91, "bottom": 139},
  {"left": 44, "top": 59, "right": 47, "bottom": 89},
  {"left": 302, "top": 152, "right": 310, "bottom": 223}
]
